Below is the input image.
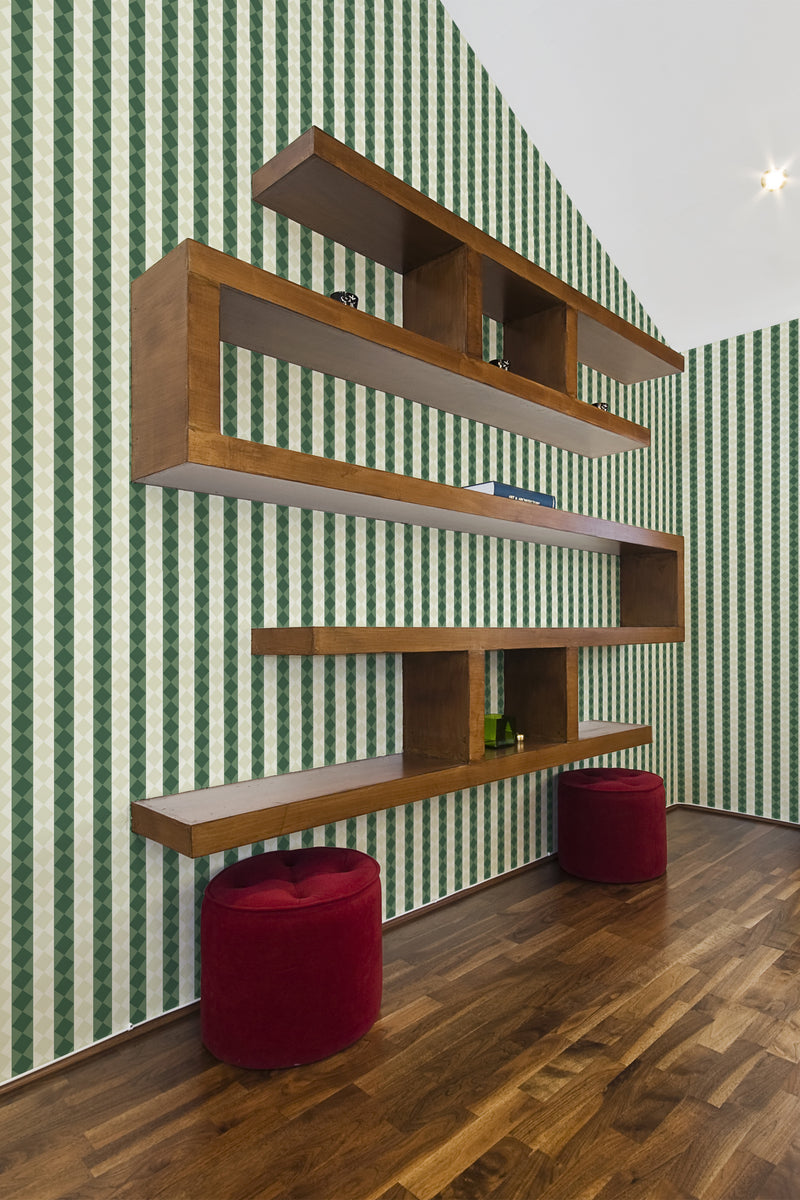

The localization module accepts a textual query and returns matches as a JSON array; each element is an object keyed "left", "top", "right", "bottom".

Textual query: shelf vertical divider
[
  {"left": 503, "top": 646, "right": 580, "bottom": 745},
  {"left": 403, "top": 649, "right": 485, "bottom": 763},
  {"left": 402, "top": 244, "right": 483, "bottom": 358}
]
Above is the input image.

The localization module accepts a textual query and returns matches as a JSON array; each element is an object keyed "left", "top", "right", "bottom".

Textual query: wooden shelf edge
[
  {"left": 131, "top": 720, "right": 653, "bottom": 858},
  {"left": 136, "top": 430, "right": 683, "bottom": 558},
  {"left": 251, "top": 626, "right": 686, "bottom": 655},
  {"left": 251, "top": 129, "right": 684, "bottom": 384}
]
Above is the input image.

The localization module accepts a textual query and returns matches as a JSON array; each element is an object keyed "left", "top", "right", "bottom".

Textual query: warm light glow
[{"left": 761, "top": 167, "right": 788, "bottom": 191}]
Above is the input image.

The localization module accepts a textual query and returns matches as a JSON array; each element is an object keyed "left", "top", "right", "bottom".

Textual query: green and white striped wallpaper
[
  {"left": 679, "top": 320, "right": 799, "bottom": 822},
  {"left": 3, "top": 0, "right": 686, "bottom": 1086}
]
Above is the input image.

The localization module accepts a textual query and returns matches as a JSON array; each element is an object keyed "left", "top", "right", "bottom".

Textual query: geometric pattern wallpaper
[
  {"left": 2, "top": 0, "right": 688, "bottom": 1084},
  {"left": 678, "top": 320, "right": 800, "bottom": 823}
]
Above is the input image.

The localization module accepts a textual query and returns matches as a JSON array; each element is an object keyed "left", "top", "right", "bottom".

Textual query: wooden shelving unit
[
  {"left": 132, "top": 621, "right": 682, "bottom": 857},
  {"left": 131, "top": 721, "right": 652, "bottom": 858},
  {"left": 130, "top": 128, "right": 685, "bottom": 857},
  {"left": 252, "top": 127, "right": 684, "bottom": 386}
]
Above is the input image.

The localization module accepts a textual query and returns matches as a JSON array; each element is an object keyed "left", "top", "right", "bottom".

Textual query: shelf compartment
[
  {"left": 252, "top": 127, "right": 684, "bottom": 386},
  {"left": 131, "top": 720, "right": 652, "bottom": 858},
  {"left": 249, "top": 632, "right": 681, "bottom": 809},
  {"left": 402, "top": 244, "right": 484, "bottom": 358},
  {"left": 219, "top": 279, "right": 621, "bottom": 451},
  {"left": 131, "top": 240, "right": 652, "bottom": 465},
  {"left": 504, "top": 647, "right": 579, "bottom": 746}
]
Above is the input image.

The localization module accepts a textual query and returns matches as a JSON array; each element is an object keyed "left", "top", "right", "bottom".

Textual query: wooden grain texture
[
  {"left": 503, "top": 647, "right": 579, "bottom": 746},
  {"left": 185, "top": 272, "right": 223, "bottom": 433},
  {"left": 128, "top": 239, "right": 654, "bottom": 460},
  {"left": 250, "top": 625, "right": 686, "bottom": 655},
  {"left": 130, "top": 245, "right": 223, "bottom": 481},
  {"left": 620, "top": 544, "right": 685, "bottom": 629},
  {"left": 206, "top": 240, "right": 648, "bottom": 458},
  {"left": 130, "top": 243, "right": 191, "bottom": 479},
  {"left": 502, "top": 304, "right": 577, "bottom": 397},
  {"left": 564, "top": 305, "right": 578, "bottom": 399},
  {"left": 481, "top": 254, "right": 558, "bottom": 323},
  {"left": 402, "top": 244, "right": 483, "bottom": 358},
  {"left": 152, "top": 427, "right": 682, "bottom": 559},
  {"left": 251, "top": 126, "right": 460, "bottom": 274},
  {"left": 402, "top": 649, "right": 484, "bottom": 763},
  {"left": 251, "top": 127, "right": 684, "bottom": 384},
  {"left": 131, "top": 720, "right": 652, "bottom": 857},
  {"left": 5, "top": 810, "right": 799, "bottom": 1200}
]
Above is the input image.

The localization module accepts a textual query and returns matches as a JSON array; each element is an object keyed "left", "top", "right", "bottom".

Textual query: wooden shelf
[
  {"left": 131, "top": 240, "right": 652, "bottom": 464},
  {"left": 130, "top": 246, "right": 683, "bottom": 562},
  {"left": 252, "top": 127, "right": 684, "bottom": 386},
  {"left": 131, "top": 720, "right": 652, "bottom": 858},
  {"left": 251, "top": 625, "right": 685, "bottom": 655},
  {"left": 220, "top": 279, "right": 646, "bottom": 454},
  {"left": 139, "top": 442, "right": 684, "bottom": 567}
]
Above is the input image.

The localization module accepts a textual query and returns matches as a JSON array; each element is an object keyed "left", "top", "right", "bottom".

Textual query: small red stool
[
  {"left": 201, "top": 847, "right": 382, "bottom": 1068},
  {"left": 557, "top": 767, "right": 667, "bottom": 883}
]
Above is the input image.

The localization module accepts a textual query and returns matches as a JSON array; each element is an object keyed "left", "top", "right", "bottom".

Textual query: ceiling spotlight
[{"left": 761, "top": 167, "right": 787, "bottom": 191}]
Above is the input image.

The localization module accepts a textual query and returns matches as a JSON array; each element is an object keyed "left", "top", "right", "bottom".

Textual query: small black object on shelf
[
  {"left": 489, "top": 358, "right": 510, "bottom": 370},
  {"left": 330, "top": 291, "right": 359, "bottom": 308},
  {"left": 591, "top": 401, "right": 610, "bottom": 411}
]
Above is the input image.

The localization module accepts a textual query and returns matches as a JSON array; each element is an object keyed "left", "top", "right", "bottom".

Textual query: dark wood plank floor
[{"left": 2, "top": 808, "right": 800, "bottom": 1200}]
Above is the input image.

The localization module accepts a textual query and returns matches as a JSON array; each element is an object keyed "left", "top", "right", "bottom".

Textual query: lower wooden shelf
[
  {"left": 251, "top": 625, "right": 685, "bottom": 655},
  {"left": 131, "top": 719, "right": 651, "bottom": 858}
]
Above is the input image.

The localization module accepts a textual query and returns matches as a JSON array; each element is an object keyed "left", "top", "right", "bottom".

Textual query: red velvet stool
[
  {"left": 201, "top": 847, "right": 382, "bottom": 1068},
  {"left": 557, "top": 767, "right": 667, "bottom": 883}
]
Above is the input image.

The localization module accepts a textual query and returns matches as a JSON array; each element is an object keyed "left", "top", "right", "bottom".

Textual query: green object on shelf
[{"left": 484, "top": 713, "right": 516, "bottom": 748}]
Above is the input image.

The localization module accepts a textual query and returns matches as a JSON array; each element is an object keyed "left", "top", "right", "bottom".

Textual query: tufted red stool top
[
  {"left": 561, "top": 767, "right": 662, "bottom": 792},
  {"left": 201, "top": 847, "right": 383, "bottom": 1068},
  {"left": 206, "top": 846, "right": 380, "bottom": 909},
  {"left": 557, "top": 767, "right": 667, "bottom": 883}
]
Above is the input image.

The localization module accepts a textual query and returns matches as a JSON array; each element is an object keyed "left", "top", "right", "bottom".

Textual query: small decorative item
[
  {"left": 516, "top": 732, "right": 525, "bottom": 748},
  {"left": 489, "top": 358, "right": 510, "bottom": 370},
  {"left": 484, "top": 713, "right": 516, "bottom": 748},
  {"left": 330, "top": 290, "right": 359, "bottom": 308},
  {"left": 591, "top": 401, "right": 609, "bottom": 411}
]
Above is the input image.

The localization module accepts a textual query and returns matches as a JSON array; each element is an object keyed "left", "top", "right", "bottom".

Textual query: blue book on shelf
[{"left": 464, "top": 480, "right": 556, "bottom": 507}]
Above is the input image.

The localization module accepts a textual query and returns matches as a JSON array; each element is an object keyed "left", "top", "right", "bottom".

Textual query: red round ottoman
[
  {"left": 557, "top": 767, "right": 667, "bottom": 883},
  {"left": 201, "top": 846, "right": 382, "bottom": 1068}
]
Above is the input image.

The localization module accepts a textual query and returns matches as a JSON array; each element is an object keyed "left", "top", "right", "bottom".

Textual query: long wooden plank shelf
[
  {"left": 138, "top": 432, "right": 684, "bottom": 568},
  {"left": 131, "top": 720, "right": 652, "bottom": 858},
  {"left": 252, "top": 127, "right": 685, "bottom": 386},
  {"left": 131, "top": 240, "right": 652, "bottom": 466},
  {"left": 252, "top": 625, "right": 685, "bottom": 656}
]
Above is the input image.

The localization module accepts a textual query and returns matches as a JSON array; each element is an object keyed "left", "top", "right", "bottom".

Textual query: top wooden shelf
[
  {"left": 253, "top": 127, "right": 684, "bottom": 386},
  {"left": 131, "top": 239, "right": 650, "bottom": 466}
]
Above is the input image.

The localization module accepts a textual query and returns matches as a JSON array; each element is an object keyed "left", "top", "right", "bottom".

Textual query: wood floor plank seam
[{"left": 1, "top": 811, "right": 798, "bottom": 1200}]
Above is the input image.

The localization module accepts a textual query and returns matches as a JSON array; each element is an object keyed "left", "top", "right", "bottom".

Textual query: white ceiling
[{"left": 440, "top": 0, "right": 800, "bottom": 353}]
